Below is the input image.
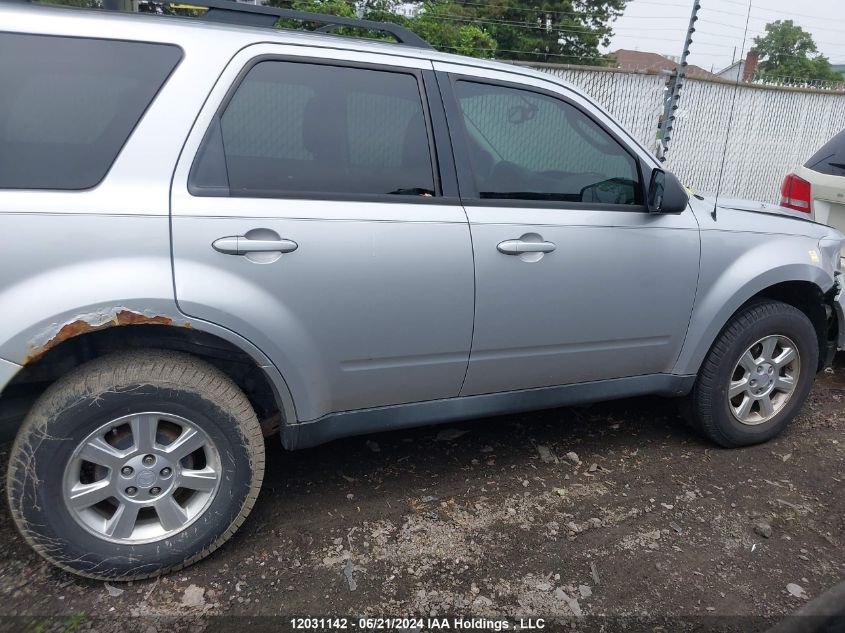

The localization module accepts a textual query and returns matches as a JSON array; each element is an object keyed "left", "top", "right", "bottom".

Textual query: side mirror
[{"left": 647, "top": 168, "right": 688, "bottom": 213}]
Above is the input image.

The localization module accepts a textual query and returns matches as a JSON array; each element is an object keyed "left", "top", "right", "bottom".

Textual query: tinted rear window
[
  {"left": 805, "top": 129, "right": 845, "bottom": 177},
  {"left": 0, "top": 34, "right": 181, "bottom": 190}
]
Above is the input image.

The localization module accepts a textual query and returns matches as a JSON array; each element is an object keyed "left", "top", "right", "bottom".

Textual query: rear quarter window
[
  {"left": 805, "top": 129, "right": 845, "bottom": 177},
  {"left": 0, "top": 33, "right": 182, "bottom": 190}
]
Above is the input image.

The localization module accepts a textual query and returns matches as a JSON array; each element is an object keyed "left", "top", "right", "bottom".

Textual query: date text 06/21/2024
[{"left": 289, "top": 617, "right": 547, "bottom": 630}]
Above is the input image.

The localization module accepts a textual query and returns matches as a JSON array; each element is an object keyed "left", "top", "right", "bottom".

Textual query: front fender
[{"left": 673, "top": 231, "right": 835, "bottom": 375}]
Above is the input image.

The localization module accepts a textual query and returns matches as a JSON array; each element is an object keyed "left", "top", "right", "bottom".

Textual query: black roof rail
[
  {"left": 193, "top": 0, "right": 432, "bottom": 49},
  {"left": 6, "top": 0, "right": 433, "bottom": 49}
]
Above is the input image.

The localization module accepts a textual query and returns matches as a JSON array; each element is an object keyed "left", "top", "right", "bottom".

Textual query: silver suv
[{"left": 2, "top": 0, "right": 844, "bottom": 581}]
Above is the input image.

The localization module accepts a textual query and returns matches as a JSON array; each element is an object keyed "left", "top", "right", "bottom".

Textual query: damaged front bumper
[
  {"left": 820, "top": 272, "right": 845, "bottom": 368},
  {"left": 835, "top": 273, "right": 845, "bottom": 351}
]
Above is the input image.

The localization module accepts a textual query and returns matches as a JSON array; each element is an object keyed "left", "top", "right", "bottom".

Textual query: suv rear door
[
  {"left": 434, "top": 63, "right": 700, "bottom": 395},
  {"left": 171, "top": 46, "right": 474, "bottom": 423}
]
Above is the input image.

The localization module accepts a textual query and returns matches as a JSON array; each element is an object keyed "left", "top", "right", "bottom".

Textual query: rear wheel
[
  {"left": 6, "top": 350, "right": 265, "bottom": 580},
  {"left": 687, "top": 300, "right": 818, "bottom": 447}
]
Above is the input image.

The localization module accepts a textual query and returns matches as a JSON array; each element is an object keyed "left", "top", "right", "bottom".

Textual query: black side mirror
[{"left": 647, "top": 168, "right": 688, "bottom": 213}]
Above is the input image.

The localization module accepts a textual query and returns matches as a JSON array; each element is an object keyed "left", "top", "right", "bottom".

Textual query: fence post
[{"left": 657, "top": 0, "right": 702, "bottom": 161}]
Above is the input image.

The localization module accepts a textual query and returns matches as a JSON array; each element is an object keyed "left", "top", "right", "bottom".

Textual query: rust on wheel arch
[{"left": 23, "top": 309, "right": 186, "bottom": 365}]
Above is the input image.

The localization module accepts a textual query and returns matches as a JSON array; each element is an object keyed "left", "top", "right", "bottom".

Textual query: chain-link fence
[{"left": 524, "top": 62, "right": 845, "bottom": 204}]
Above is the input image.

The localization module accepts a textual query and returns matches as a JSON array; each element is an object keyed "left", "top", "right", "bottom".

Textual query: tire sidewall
[
  {"left": 9, "top": 384, "right": 255, "bottom": 579},
  {"left": 707, "top": 307, "right": 818, "bottom": 446}
]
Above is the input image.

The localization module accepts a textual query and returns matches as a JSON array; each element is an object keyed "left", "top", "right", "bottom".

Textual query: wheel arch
[
  {"left": 0, "top": 320, "right": 297, "bottom": 440},
  {"left": 674, "top": 268, "right": 835, "bottom": 378},
  {"left": 752, "top": 280, "right": 834, "bottom": 369}
]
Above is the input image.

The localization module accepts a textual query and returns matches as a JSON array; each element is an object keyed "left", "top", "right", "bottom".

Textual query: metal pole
[{"left": 657, "top": 0, "right": 701, "bottom": 161}]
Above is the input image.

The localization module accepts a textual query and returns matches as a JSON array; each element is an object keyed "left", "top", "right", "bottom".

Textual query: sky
[{"left": 602, "top": 0, "right": 845, "bottom": 75}]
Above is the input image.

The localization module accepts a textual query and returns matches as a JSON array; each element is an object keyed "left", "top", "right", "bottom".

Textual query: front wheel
[
  {"left": 6, "top": 350, "right": 265, "bottom": 580},
  {"left": 686, "top": 300, "right": 818, "bottom": 448}
]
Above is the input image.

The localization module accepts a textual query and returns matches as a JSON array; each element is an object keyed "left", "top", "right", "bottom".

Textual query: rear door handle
[
  {"left": 212, "top": 236, "right": 299, "bottom": 255},
  {"left": 497, "top": 239, "right": 556, "bottom": 255}
]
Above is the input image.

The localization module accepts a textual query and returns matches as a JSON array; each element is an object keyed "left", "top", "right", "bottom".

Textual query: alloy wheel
[{"left": 728, "top": 335, "right": 800, "bottom": 426}]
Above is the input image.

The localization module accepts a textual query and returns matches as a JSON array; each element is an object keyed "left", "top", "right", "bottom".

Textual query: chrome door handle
[
  {"left": 212, "top": 236, "right": 298, "bottom": 255},
  {"left": 497, "top": 239, "right": 556, "bottom": 255}
]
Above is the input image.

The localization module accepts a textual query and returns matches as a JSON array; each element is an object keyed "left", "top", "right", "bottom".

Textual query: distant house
[
  {"left": 609, "top": 49, "right": 719, "bottom": 80},
  {"left": 717, "top": 60, "right": 743, "bottom": 82},
  {"left": 717, "top": 50, "right": 759, "bottom": 83}
]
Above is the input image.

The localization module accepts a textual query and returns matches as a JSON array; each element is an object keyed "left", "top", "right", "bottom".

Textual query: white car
[{"left": 781, "top": 129, "right": 845, "bottom": 238}]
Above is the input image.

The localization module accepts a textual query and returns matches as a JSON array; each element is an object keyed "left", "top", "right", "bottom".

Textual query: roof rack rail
[
  {"left": 7, "top": 0, "right": 432, "bottom": 49},
  {"left": 189, "top": 0, "right": 433, "bottom": 49},
  {"left": 8, "top": 0, "right": 434, "bottom": 48}
]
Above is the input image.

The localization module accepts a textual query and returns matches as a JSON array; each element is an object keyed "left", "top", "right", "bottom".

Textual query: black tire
[
  {"left": 6, "top": 350, "right": 265, "bottom": 580},
  {"left": 687, "top": 300, "right": 818, "bottom": 448}
]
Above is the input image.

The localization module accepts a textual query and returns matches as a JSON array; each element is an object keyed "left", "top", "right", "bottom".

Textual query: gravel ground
[{"left": 0, "top": 357, "right": 843, "bottom": 633}]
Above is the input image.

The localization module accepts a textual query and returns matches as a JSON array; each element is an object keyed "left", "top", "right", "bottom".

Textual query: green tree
[
  {"left": 409, "top": 1, "right": 497, "bottom": 57},
  {"left": 462, "top": 0, "right": 626, "bottom": 65},
  {"left": 753, "top": 20, "right": 841, "bottom": 84},
  {"left": 275, "top": 0, "right": 623, "bottom": 64},
  {"left": 47, "top": 0, "right": 623, "bottom": 65},
  {"left": 272, "top": 0, "right": 356, "bottom": 32},
  {"left": 286, "top": 0, "right": 356, "bottom": 17},
  {"left": 271, "top": 0, "right": 495, "bottom": 58}
]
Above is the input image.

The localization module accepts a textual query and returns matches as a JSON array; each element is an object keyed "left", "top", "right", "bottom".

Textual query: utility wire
[
  {"left": 422, "top": 12, "right": 682, "bottom": 33},
  {"left": 699, "top": 18, "right": 845, "bottom": 38},
  {"left": 436, "top": 0, "right": 692, "bottom": 21},
  {"left": 433, "top": 0, "right": 631, "bottom": 19},
  {"left": 436, "top": 46, "right": 613, "bottom": 63},
  {"left": 628, "top": 0, "right": 697, "bottom": 7},
  {"left": 368, "top": 0, "right": 844, "bottom": 73},
  {"left": 695, "top": 27, "right": 843, "bottom": 49},
  {"left": 712, "top": 0, "right": 753, "bottom": 220},
  {"left": 715, "top": 0, "right": 845, "bottom": 23}
]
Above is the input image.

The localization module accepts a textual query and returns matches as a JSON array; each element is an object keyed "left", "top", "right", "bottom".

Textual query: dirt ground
[{"left": 0, "top": 357, "right": 843, "bottom": 633}]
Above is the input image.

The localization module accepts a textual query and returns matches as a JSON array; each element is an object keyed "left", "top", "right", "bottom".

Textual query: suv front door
[
  {"left": 434, "top": 64, "right": 701, "bottom": 396},
  {"left": 171, "top": 47, "right": 474, "bottom": 422}
]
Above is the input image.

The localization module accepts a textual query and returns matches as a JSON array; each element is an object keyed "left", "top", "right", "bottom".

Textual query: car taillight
[{"left": 780, "top": 173, "right": 811, "bottom": 213}]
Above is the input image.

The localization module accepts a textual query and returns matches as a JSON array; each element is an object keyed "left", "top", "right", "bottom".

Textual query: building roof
[{"left": 609, "top": 49, "right": 719, "bottom": 80}]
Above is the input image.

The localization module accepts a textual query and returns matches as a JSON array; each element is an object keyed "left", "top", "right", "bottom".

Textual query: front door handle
[
  {"left": 212, "top": 236, "right": 299, "bottom": 255},
  {"left": 497, "top": 239, "right": 556, "bottom": 255}
]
